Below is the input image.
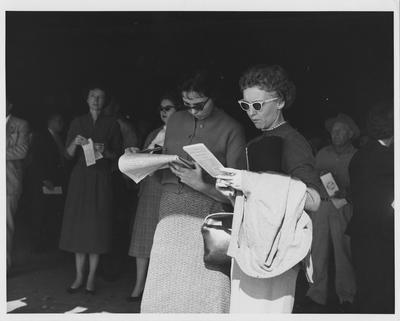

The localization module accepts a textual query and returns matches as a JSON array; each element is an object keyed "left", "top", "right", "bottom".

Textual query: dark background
[{"left": 6, "top": 11, "right": 394, "bottom": 141}]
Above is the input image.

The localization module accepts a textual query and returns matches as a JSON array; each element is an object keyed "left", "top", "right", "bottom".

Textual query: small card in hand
[{"left": 320, "top": 172, "right": 339, "bottom": 197}]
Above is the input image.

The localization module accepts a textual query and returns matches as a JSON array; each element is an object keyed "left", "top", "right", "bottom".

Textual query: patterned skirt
[
  {"left": 128, "top": 175, "right": 163, "bottom": 258},
  {"left": 141, "top": 188, "right": 231, "bottom": 313}
]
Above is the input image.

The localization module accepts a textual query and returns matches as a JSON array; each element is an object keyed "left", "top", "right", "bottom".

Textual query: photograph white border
[{"left": 1, "top": 0, "right": 398, "bottom": 320}]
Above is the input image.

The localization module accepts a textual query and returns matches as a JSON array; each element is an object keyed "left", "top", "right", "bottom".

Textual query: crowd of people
[{"left": 5, "top": 64, "right": 394, "bottom": 314}]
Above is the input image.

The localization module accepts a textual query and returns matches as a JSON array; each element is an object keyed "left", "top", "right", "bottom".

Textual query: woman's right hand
[
  {"left": 216, "top": 178, "right": 236, "bottom": 200},
  {"left": 216, "top": 168, "right": 244, "bottom": 191},
  {"left": 73, "top": 135, "right": 88, "bottom": 146},
  {"left": 125, "top": 146, "right": 140, "bottom": 154}
]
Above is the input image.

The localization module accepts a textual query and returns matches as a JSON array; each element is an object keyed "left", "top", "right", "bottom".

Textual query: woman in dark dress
[
  {"left": 217, "top": 65, "right": 321, "bottom": 313},
  {"left": 127, "top": 92, "right": 180, "bottom": 301},
  {"left": 59, "top": 86, "right": 122, "bottom": 294}
]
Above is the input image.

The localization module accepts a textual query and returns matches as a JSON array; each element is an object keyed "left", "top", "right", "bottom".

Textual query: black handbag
[
  {"left": 201, "top": 212, "right": 233, "bottom": 268},
  {"left": 201, "top": 135, "right": 283, "bottom": 270}
]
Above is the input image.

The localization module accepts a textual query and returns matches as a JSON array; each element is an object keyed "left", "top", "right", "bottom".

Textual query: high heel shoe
[
  {"left": 85, "top": 288, "right": 96, "bottom": 295},
  {"left": 126, "top": 291, "right": 143, "bottom": 302},
  {"left": 66, "top": 285, "right": 83, "bottom": 294}
]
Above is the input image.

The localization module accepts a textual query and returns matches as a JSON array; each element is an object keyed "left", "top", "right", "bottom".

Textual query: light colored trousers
[
  {"left": 306, "top": 200, "right": 356, "bottom": 304},
  {"left": 230, "top": 260, "right": 300, "bottom": 313},
  {"left": 7, "top": 193, "right": 21, "bottom": 270}
]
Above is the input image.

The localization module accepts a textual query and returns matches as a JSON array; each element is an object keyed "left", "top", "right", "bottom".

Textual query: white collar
[
  {"left": 6, "top": 114, "right": 11, "bottom": 124},
  {"left": 378, "top": 139, "right": 393, "bottom": 147}
]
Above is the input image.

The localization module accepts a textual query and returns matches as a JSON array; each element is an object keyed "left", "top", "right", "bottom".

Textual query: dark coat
[
  {"left": 28, "top": 129, "right": 66, "bottom": 187},
  {"left": 347, "top": 139, "right": 394, "bottom": 241}
]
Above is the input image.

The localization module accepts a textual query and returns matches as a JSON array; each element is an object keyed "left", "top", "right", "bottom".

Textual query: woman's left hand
[
  {"left": 169, "top": 161, "right": 205, "bottom": 191},
  {"left": 216, "top": 168, "right": 243, "bottom": 191},
  {"left": 94, "top": 143, "right": 105, "bottom": 154}
]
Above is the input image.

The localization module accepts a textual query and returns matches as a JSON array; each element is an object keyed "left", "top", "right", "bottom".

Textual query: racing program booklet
[{"left": 183, "top": 143, "right": 226, "bottom": 178}]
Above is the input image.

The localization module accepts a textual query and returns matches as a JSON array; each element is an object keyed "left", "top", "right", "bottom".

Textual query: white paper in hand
[
  {"left": 82, "top": 138, "right": 96, "bottom": 166},
  {"left": 183, "top": 143, "right": 225, "bottom": 177},
  {"left": 320, "top": 172, "right": 339, "bottom": 197},
  {"left": 320, "top": 172, "right": 347, "bottom": 209}
]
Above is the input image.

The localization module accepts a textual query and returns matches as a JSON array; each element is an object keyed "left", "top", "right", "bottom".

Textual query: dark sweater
[{"left": 262, "top": 123, "right": 322, "bottom": 194}]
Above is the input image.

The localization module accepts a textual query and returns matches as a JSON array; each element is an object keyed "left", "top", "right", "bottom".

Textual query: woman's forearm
[
  {"left": 66, "top": 142, "right": 78, "bottom": 158},
  {"left": 198, "top": 182, "right": 232, "bottom": 204},
  {"left": 305, "top": 187, "right": 321, "bottom": 212}
]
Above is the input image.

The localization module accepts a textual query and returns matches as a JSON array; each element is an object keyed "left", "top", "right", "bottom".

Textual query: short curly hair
[{"left": 239, "top": 64, "right": 296, "bottom": 109}]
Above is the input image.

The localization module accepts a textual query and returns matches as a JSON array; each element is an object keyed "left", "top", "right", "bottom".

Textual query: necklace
[{"left": 263, "top": 120, "right": 287, "bottom": 131}]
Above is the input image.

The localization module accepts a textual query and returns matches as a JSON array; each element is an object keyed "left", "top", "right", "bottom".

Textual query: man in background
[
  {"left": 306, "top": 113, "right": 358, "bottom": 312},
  {"left": 6, "top": 97, "right": 30, "bottom": 271},
  {"left": 25, "top": 112, "right": 67, "bottom": 252},
  {"left": 347, "top": 101, "right": 394, "bottom": 313}
]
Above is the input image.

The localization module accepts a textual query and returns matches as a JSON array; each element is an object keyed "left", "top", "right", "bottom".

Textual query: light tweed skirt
[{"left": 141, "top": 188, "right": 231, "bottom": 313}]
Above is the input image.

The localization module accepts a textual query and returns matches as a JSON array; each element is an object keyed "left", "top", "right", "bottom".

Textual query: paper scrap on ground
[
  {"left": 183, "top": 143, "right": 225, "bottom": 177},
  {"left": 42, "top": 186, "right": 63, "bottom": 195},
  {"left": 82, "top": 138, "right": 96, "bottom": 166},
  {"left": 64, "top": 306, "right": 88, "bottom": 313},
  {"left": 118, "top": 153, "right": 190, "bottom": 183},
  {"left": 7, "top": 298, "right": 27, "bottom": 313}
]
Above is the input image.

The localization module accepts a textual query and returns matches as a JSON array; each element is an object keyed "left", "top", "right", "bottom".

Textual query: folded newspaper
[
  {"left": 118, "top": 153, "right": 193, "bottom": 183},
  {"left": 119, "top": 143, "right": 226, "bottom": 184}
]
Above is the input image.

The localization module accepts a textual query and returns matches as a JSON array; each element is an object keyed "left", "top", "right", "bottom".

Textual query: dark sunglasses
[
  {"left": 183, "top": 97, "right": 210, "bottom": 111},
  {"left": 159, "top": 106, "right": 175, "bottom": 112},
  {"left": 238, "top": 97, "right": 278, "bottom": 111}
]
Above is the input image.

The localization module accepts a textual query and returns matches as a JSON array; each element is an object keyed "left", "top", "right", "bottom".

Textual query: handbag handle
[{"left": 203, "top": 212, "right": 233, "bottom": 230}]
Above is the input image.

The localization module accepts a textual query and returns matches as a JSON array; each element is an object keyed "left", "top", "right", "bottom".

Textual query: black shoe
[
  {"left": 126, "top": 293, "right": 143, "bottom": 302},
  {"left": 298, "top": 297, "right": 328, "bottom": 313},
  {"left": 85, "top": 288, "right": 96, "bottom": 295},
  {"left": 338, "top": 301, "right": 356, "bottom": 313},
  {"left": 66, "top": 285, "right": 83, "bottom": 294}
]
